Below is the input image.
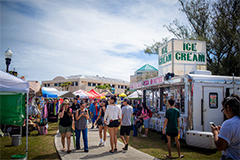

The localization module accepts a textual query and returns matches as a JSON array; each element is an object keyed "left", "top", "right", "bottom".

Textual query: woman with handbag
[
  {"left": 75, "top": 102, "right": 89, "bottom": 152},
  {"left": 95, "top": 100, "right": 108, "bottom": 146}
]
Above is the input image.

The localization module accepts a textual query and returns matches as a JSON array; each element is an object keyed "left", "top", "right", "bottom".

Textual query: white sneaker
[
  {"left": 102, "top": 141, "right": 105, "bottom": 146},
  {"left": 99, "top": 140, "right": 103, "bottom": 146},
  {"left": 142, "top": 135, "right": 148, "bottom": 137}
]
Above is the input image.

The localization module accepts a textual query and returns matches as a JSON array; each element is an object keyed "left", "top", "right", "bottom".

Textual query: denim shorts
[
  {"left": 107, "top": 120, "right": 119, "bottom": 128},
  {"left": 143, "top": 118, "right": 150, "bottom": 128}
]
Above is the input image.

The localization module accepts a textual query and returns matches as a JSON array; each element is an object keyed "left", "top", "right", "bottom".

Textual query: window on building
[
  {"left": 54, "top": 83, "right": 58, "bottom": 86},
  {"left": 112, "top": 85, "right": 115, "bottom": 88},
  {"left": 48, "top": 84, "right": 50, "bottom": 87},
  {"left": 92, "top": 83, "right": 96, "bottom": 86},
  {"left": 88, "top": 82, "right": 91, "bottom": 86},
  {"left": 118, "top": 85, "right": 120, "bottom": 89},
  {"left": 71, "top": 82, "right": 74, "bottom": 86},
  {"left": 44, "top": 84, "right": 47, "bottom": 87},
  {"left": 125, "top": 86, "right": 127, "bottom": 89},
  {"left": 75, "top": 82, "right": 78, "bottom": 86},
  {"left": 121, "top": 86, "right": 123, "bottom": 89},
  {"left": 98, "top": 83, "right": 101, "bottom": 86}
]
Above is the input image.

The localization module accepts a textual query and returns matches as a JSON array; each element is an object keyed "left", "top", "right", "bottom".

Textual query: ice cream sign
[{"left": 158, "top": 39, "right": 207, "bottom": 76}]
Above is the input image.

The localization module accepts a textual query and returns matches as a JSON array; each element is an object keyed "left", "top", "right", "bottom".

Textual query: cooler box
[{"left": 186, "top": 130, "right": 216, "bottom": 149}]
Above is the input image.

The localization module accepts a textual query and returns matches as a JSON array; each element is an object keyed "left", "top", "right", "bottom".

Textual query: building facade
[
  {"left": 130, "top": 64, "right": 158, "bottom": 84},
  {"left": 42, "top": 75, "right": 129, "bottom": 94}
]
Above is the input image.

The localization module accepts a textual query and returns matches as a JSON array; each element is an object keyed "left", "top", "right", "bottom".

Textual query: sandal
[
  {"left": 61, "top": 148, "right": 65, "bottom": 152},
  {"left": 164, "top": 155, "right": 172, "bottom": 159},
  {"left": 179, "top": 155, "right": 184, "bottom": 158},
  {"left": 114, "top": 148, "right": 117, "bottom": 152},
  {"left": 67, "top": 150, "right": 71, "bottom": 153},
  {"left": 109, "top": 150, "right": 114, "bottom": 153},
  {"left": 122, "top": 144, "right": 128, "bottom": 150}
]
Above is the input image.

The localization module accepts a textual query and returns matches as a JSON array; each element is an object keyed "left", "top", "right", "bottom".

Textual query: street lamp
[{"left": 4, "top": 47, "right": 13, "bottom": 73}]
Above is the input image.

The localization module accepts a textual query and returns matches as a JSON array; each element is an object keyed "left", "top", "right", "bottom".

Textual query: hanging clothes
[{"left": 44, "top": 104, "right": 48, "bottom": 118}]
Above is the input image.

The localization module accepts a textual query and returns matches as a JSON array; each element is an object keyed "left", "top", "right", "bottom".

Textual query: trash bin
[
  {"left": 12, "top": 135, "right": 22, "bottom": 146},
  {"left": 38, "top": 125, "right": 48, "bottom": 135},
  {"left": 11, "top": 154, "right": 26, "bottom": 160}
]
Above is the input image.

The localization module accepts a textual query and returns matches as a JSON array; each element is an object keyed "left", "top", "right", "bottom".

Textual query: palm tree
[
  {"left": 59, "top": 81, "right": 72, "bottom": 91},
  {"left": 65, "top": 81, "right": 72, "bottom": 91},
  {"left": 95, "top": 84, "right": 103, "bottom": 92}
]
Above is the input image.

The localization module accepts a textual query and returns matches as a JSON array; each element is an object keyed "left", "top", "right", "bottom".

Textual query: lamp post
[{"left": 4, "top": 47, "right": 13, "bottom": 73}]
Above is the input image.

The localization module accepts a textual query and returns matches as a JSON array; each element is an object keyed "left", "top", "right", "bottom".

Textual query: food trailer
[{"left": 129, "top": 39, "right": 240, "bottom": 149}]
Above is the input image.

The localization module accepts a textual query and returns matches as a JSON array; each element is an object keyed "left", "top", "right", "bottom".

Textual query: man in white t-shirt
[{"left": 120, "top": 98, "right": 133, "bottom": 151}]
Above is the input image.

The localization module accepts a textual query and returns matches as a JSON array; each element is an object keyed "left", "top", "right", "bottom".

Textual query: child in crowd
[{"left": 132, "top": 112, "right": 138, "bottom": 137}]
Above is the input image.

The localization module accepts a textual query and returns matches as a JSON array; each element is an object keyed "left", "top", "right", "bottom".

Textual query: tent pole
[{"left": 26, "top": 93, "right": 29, "bottom": 159}]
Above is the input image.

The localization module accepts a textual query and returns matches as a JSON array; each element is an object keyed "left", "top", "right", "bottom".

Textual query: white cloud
[{"left": 0, "top": 0, "right": 187, "bottom": 83}]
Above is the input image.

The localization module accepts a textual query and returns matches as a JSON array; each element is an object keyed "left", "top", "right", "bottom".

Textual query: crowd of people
[
  {"left": 58, "top": 95, "right": 148, "bottom": 154},
  {"left": 57, "top": 94, "right": 240, "bottom": 160}
]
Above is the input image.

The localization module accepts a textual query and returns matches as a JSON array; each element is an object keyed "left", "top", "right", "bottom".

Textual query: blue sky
[{"left": 0, "top": 0, "right": 187, "bottom": 83}]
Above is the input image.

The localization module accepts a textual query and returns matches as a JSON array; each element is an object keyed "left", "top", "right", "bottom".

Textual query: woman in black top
[
  {"left": 59, "top": 99, "right": 73, "bottom": 153},
  {"left": 95, "top": 100, "right": 108, "bottom": 146}
]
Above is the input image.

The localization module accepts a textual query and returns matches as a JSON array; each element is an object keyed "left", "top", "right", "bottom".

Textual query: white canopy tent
[
  {"left": 128, "top": 90, "right": 142, "bottom": 99},
  {"left": 0, "top": 70, "right": 29, "bottom": 158},
  {"left": 73, "top": 89, "right": 89, "bottom": 99},
  {"left": 0, "top": 70, "right": 29, "bottom": 93},
  {"left": 42, "top": 87, "right": 58, "bottom": 92}
]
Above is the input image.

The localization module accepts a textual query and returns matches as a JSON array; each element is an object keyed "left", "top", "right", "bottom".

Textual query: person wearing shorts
[
  {"left": 120, "top": 98, "right": 133, "bottom": 150},
  {"left": 95, "top": 100, "right": 108, "bottom": 146},
  {"left": 104, "top": 95, "right": 122, "bottom": 153},
  {"left": 59, "top": 99, "right": 73, "bottom": 153},
  {"left": 138, "top": 103, "right": 150, "bottom": 137},
  {"left": 163, "top": 98, "right": 183, "bottom": 159}
]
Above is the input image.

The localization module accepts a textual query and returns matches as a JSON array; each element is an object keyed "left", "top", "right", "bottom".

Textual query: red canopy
[
  {"left": 82, "top": 90, "right": 95, "bottom": 99},
  {"left": 88, "top": 89, "right": 102, "bottom": 98}
]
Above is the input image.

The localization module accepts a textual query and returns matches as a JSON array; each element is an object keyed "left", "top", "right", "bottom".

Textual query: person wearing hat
[
  {"left": 59, "top": 99, "right": 73, "bottom": 153},
  {"left": 120, "top": 98, "right": 133, "bottom": 150},
  {"left": 90, "top": 99, "right": 100, "bottom": 129}
]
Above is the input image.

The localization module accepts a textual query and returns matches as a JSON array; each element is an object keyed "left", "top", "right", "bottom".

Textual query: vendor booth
[
  {"left": 0, "top": 70, "right": 29, "bottom": 158},
  {"left": 129, "top": 39, "right": 240, "bottom": 149},
  {"left": 73, "top": 89, "right": 89, "bottom": 99},
  {"left": 100, "top": 90, "right": 113, "bottom": 97},
  {"left": 88, "top": 89, "right": 102, "bottom": 98}
]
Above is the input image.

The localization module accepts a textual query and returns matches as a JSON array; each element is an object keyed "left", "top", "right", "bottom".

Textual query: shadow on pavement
[{"left": 79, "top": 150, "right": 123, "bottom": 159}]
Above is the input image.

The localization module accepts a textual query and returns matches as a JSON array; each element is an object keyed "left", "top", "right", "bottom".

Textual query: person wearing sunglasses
[{"left": 211, "top": 94, "right": 240, "bottom": 160}]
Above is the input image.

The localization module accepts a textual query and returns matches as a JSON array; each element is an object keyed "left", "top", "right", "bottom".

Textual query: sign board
[
  {"left": 129, "top": 82, "right": 142, "bottom": 90},
  {"left": 143, "top": 76, "right": 164, "bottom": 86},
  {"left": 129, "top": 76, "right": 164, "bottom": 90},
  {"left": 158, "top": 39, "right": 206, "bottom": 76}
]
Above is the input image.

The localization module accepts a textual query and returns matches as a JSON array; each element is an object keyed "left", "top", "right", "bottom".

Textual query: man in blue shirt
[{"left": 90, "top": 99, "right": 100, "bottom": 129}]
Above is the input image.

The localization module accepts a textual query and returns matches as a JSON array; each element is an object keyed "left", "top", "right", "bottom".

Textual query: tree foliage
[{"left": 144, "top": 0, "right": 240, "bottom": 76}]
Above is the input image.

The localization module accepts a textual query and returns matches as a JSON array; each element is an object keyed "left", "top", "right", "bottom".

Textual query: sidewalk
[{"left": 55, "top": 125, "right": 159, "bottom": 160}]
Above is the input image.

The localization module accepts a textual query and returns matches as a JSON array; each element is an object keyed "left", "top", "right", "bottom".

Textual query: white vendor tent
[
  {"left": 0, "top": 70, "right": 29, "bottom": 93},
  {"left": 128, "top": 90, "right": 142, "bottom": 99},
  {"left": 42, "top": 87, "right": 58, "bottom": 92},
  {"left": 73, "top": 89, "right": 89, "bottom": 99}
]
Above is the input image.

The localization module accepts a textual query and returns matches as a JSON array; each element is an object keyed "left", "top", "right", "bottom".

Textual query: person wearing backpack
[{"left": 138, "top": 103, "right": 150, "bottom": 137}]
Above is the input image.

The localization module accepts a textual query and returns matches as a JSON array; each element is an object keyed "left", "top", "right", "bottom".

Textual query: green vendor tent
[{"left": 0, "top": 70, "right": 29, "bottom": 158}]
